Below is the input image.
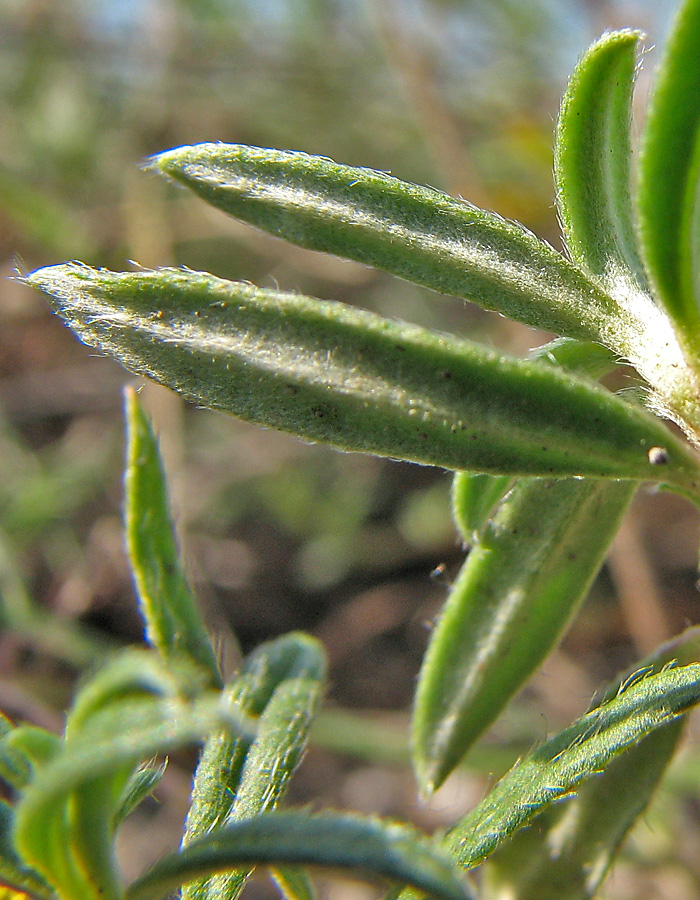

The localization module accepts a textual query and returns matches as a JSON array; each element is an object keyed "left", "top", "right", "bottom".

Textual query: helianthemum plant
[{"left": 10, "top": 0, "right": 700, "bottom": 897}]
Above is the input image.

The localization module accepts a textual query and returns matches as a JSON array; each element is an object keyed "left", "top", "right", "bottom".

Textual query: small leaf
[
  {"left": 151, "top": 143, "right": 625, "bottom": 348},
  {"left": 26, "top": 265, "right": 700, "bottom": 494},
  {"left": 127, "top": 812, "right": 476, "bottom": 900},
  {"left": 114, "top": 760, "right": 167, "bottom": 825},
  {"left": 0, "top": 727, "right": 61, "bottom": 793},
  {"left": 443, "top": 662, "right": 700, "bottom": 869},
  {"left": 450, "top": 472, "right": 512, "bottom": 545},
  {"left": 413, "top": 477, "right": 634, "bottom": 794},
  {"left": 638, "top": 0, "right": 700, "bottom": 349},
  {"left": 555, "top": 30, "right": 648, "bottom": 293},
  {"left": 125, "top": 388, "right": 221, "bottom": 686}
]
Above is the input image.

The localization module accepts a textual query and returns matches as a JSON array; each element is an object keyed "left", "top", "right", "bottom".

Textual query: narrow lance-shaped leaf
[
  {"left": 152, "top": 144, "right": 700, "bottom": 424},
  {"left": 202, "top": 678, "right": 325, "bottom": 900},
  {"left": 151, "top": 143, "right": 631, "bottom": 350},
  {"left": 125, "top": 388, "right": 221, "bottom": 687},
  {"left": 26, "top": 265, "right": 700, "bottom": 495},
  {"left": 480, "top": 722, "right": 683, "bottom": 900},
  {"left": 183, "top": 633, "right": 326, "bottom": 900},
  {"left": 114, "top": 760, "right": 168, "bottom": 826},
  {"left": 638, "top": 0, "right": 700, "bottom": 350},
  {"left": 555, "top": 30, "right": 648, "bottom": 293},
  {"left": 413, "top": 477, "right": 634, "bottom": 794},
  {"left": 127, "top": 812, "right": 476, "bottom": 900},
  {"left": 443, "top": 663, "right": 700, "bottom": 870},
  {"left": 480, "top": 627, "right": 700, "bottom": 900}
]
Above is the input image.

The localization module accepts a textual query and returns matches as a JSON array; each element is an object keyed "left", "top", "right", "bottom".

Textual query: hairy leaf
[
  {"left": 638, "top": 0, "right": 700, "bottom": 348},
  {"left": 555, "top": 30, "right": 648, "bottom": 292},
  {"left": 125, "top": 388, "right": 221, "bottom": 686},
  {"left": 151, "top": 143, "right": 627, "bottom": 348},
  {"left": 26, "top": 265, "right": 700, "bottom": 494},
  {"left": 413, "top": 477, "right": 634, "bottom": 793},
  {"left": 480, "top": 628, "right": 700, "bottom": 899},
  {"left": 444, "top": 663, "right": 700, "bottom": 869},
  {"left": 183, "top": 633, "right": 326, "bottom": 900},
  {"left": 114, "top": 760, "right": 167, "bottom": 825}
]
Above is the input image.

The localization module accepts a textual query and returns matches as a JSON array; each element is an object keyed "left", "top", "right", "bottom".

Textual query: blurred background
[{"left": 1, "top": 1, "right": 700, "bottom": 898}]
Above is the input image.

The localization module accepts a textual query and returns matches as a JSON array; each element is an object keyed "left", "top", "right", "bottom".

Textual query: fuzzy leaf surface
[
  {"left": 555, "top": 30, "right": 648, "bottom": 292},
  {"left": 183, "top": 633, "right": 326, "bottom": 900},
  {"left": 413, "top": 477, "right": 634, "bottom": 793},
  {"left": 638, "top": 0, "right": 700, "bottom": 346},
  {"left": 443, "top": 663, "right": 700, "bottom": 869},
  {"left": 26, "top": 265, "right": 700, "bottom": 492},
  {"left": 125, "top": 389, "right": 221, "bottom": 686},
  {"left": 183, "top": 633, "right": 324, "bottom": 846},
  {"left": 114, "top": 761, "right": 168, "bottom": 825},
  {"left": 480, "top": 628, "right": 700, "bottom": 899},
  {"left": 150, "top": 143, "right": 634, "bottom": 348},
  {"left": 128, "top": 812, "right": 475, "bottom": 900}
]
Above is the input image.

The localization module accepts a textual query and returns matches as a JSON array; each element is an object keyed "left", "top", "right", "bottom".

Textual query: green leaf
[
  {"left": 450, "top": 472, "right": 512, "bottom": 545},
  {"left": 450, "top": 338, "right": 621, "bottom": 545},
  {"left": 413, "top": 477, "right": 634, "bottom": 794},
  {"left": 127, "top": 812, "right": 476, "bottom": 900},
  {"left": 638, "top": 0, "right": 700, "bottom": 348},
  {"left": 183, "top": 634, "right": 326, "bottom": 900},
  {"left": 479, "top": 627, "right": 700, "bottom": 900},
  {"left": 481, "top": 720, "right": 682, "bottom": 900},
  {"left": 114, "top": 760, "right": 167, "bottom": 825},
  {"left": 442, "top": 662, "right": 700, "bottom": 870},
  {"left": 0, "top": 727, "right": 93, "bottom": 900},
  {"left": 62, "top": 651, "right": 203, "bottom": 900},
  {"left": 151, "top": 143, "right": 627, "bottom": 348},
  {"left": 13, "top": 692, "right": 251, "bottom": 900},
  {"left": 26, "top": 264, "right": 700, "bottom": 494},
  {"left": 183, "top": 633, "right": 325, "bottom": 848},
  {"left": 269, "top": 868, "right": 316, "bottom": 900},
  {"left": 555, "top": 30, "right": 648, "bottom": 293},
  {"left": 0, "top": 727, "right": 61, "bottom": 793},
  {"left": 125, "top": 388, "right": 221, "bottom": 686}
]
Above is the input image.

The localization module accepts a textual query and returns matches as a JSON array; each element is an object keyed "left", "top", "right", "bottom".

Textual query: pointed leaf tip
[{"left": 25, "top": 263, "right": 700, "bottom": 496}]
